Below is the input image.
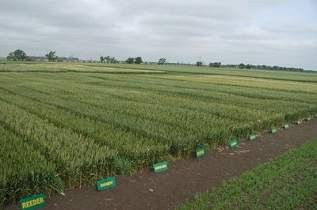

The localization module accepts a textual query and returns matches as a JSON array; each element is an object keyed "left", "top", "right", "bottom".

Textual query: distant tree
[
  {"left": 126, "top": 57, "right": 135, "bottom": 64},
  {"left": 14, "top": 49, "right": 27, "bottom": 61},
  {"left": 209, "top": 62, "right": 221, "bottom": 67},
  {"left": 135, "top": 57, "right": 143, "bottom": 64},
  {"left": 196, "top": 61, "right": 203, "bottom": 67},
  {"left": 104, "top": 56, "right": 110, "bottom": 63},
  {"left": 158, "top": 58, "right": 166, "bottom": 65},
  {"left": 103, "top": 56, "right": 118, "bottom": 64},
  {"left": 125, "top": 56, "right": 142, "bottom": 64},
  {"left": 7, "top": 49, "right": 27, "bottom": 61},
  {"left": 238, "top": 63, "right": 245, "bottom": 69},
  {"left": 109, "top": 57, "right": 119, "bottom": 64},
  {"left": 6, "top": 52, "right": 15, "bottom": 61},
  {"left": 45, "top": 51, "right": 57, "bottom": 62},
  {"left": 100, "top": 56, "right": 105, "bottom": 63}
]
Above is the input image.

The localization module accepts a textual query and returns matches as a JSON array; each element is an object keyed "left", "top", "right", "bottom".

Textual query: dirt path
[{"left": 6, "top": 119, "right": 317, "bottom": 210}]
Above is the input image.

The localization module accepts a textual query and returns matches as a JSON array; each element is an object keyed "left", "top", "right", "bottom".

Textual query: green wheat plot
[{"left": 0, "top": 62, "right": 316, "bottom": 207}]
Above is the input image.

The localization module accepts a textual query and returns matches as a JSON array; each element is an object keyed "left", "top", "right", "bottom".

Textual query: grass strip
[{"left": 177, "top": 139, "right": 317, "bottom": 210}]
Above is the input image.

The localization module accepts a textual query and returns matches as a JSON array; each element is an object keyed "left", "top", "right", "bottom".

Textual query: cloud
[{"left": 0, "top": 0, "right": 316, "bottom": 69}]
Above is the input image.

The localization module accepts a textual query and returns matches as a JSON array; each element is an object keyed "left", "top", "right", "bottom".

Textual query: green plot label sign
[
  {"left": 283, "top": 124, "right": 289, "bottom": 129},
  {"left": 195, "top": 144, "right": 206, "bottom": 158},
  {"left": 153, "top": 161, "right": 168, "bottom": 173},
  {"left": 248, "top": 134, "right": 257, "bottom": 141},
  {"left": 96, "top": 176, "right": 116, "bottom": 191},
  {"left": 271, "top": 127, "right": 277, "bottom": 134},
  {"left": 228, "top": 137, "right": 239, "bottom": 148},
  {"left": 19, "top": 194, "right": 46, "bottom": 210}
]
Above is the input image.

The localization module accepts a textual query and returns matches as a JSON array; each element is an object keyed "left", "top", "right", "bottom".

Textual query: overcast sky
[{"left": 0, "top": 0, "right": 316, "bottom": 69}]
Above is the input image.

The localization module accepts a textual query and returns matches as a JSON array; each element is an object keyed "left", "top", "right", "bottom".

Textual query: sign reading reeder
[{"left": 19, "top": 194, "right": 46, "bottom": 210}]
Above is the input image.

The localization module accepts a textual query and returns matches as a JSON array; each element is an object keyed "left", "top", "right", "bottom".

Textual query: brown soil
[{"left": 6, "top": 119, "right": 317, "bottom": 210}]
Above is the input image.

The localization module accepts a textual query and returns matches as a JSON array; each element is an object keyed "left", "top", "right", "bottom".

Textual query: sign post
[
  {"left": 96, "top": 176, "right": 116, "bottom": 191},
  {"left": 19, "top": 194, "right": 46, "bottom": 210},
  {"left": 228, "top": 137, "right": 239, "bottom": 148},
  {"left": 195, "top": 144, "right": 206, "bottom": 158},
  {"left": 248, "top": 133, "right": 257, "bottom": 141},
  {"left": 271, "top": 127, "right": 277, "bottom": 134},
  {"left": 153, "top": 161, "right": 168, "bottom": 173},
  {"left": 283, "top": 123, "right": 289, "bottom": 129}
]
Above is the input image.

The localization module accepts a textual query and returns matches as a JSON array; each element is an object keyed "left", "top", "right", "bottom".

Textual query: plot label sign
[
  {"left": 196, "top": 144, "right": 206, "bottom": 158},
  {"left": 248, "top": 134, "right": 257, "bottom": 141},
  {"left": 283, "top": 124, "right": 289, "bottom": 129},
  {"left": 271, "top": 127, "right": 277, "bottom": 134},
  {"left": 228, "top": 137, "right": 239, "bottom": 148},
  {"left": 19, "top": 194, "right": 46, "bottom": 210},
  {"left": 96, "top": 176, "right": 116, "bottom": 191},
  {"left": 153, "top": 161, "right": 168, "bottom": 173}
]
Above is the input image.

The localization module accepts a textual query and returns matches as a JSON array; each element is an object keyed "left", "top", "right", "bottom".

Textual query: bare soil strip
[{"left": 6, "top": 119, "right": 317, "bottom": 210}]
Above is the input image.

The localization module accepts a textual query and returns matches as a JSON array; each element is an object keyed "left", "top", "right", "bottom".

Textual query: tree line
[
  {"left": 235, "top": 63, "right": 304, "bottom": 72},
  {"left": 195, "top": 61, "right": 303, "bottom": 72},
  {"left": 219, "top": 63, "right": 303, "bottom": 72},
  {"left": 6, "top": 49, "right": 77, "bottom": 62},
  {"left": 5, "top": 49, "right": 304, "bottom": 72},
  {"left": 100, "top": 56, "right": 119, "bottom": 64}
]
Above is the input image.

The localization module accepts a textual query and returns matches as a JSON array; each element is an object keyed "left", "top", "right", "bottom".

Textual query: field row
[{"left": 2, "top": 63, "right": 317, "bottom": 83}]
